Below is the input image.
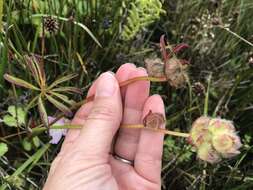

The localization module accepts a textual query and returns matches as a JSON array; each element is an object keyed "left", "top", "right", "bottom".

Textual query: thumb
[{"left": 74, "top": 72, "right": 122, "bottom": 156}]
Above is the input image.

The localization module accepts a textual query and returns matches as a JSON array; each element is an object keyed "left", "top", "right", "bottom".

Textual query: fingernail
[{"left": 96, "top": 72, "right": 117, "bottom": 97}]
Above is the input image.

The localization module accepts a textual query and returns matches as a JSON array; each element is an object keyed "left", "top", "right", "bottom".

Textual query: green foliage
[
  {"left": 121, "top": 0, "right": 165, "bottom": 40},
  {"left": 2, "top": 106, "right": 26, "bottom": 127},
  {"left": 0, "top": 0, "right": 253, "bottom": 189},
  {"left": 0, "top": 143, "right": 8, "bottom": 157}
]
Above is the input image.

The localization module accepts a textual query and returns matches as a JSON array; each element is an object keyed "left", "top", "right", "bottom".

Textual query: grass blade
[{"left": 38, "top": 96, "right": 49, "bottom": 127}]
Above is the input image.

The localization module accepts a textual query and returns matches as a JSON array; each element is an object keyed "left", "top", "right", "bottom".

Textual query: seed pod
[
  {"left": 143, "top": 110, "right": 165, "bottom": 129},
  {"left": 197, "top": 143, "right": 221, "bottom": 164},
  {"left": 189, "top": 117, "right": 242, "bottom": 163},
  {"left": 165, "top": 58, "right": 188, "bottom": 88},
  {"left": 192, "top": 82, "right": 205, "bottom": 96},
  {"left": 208, "top": 118, "right": 242, "bottom": 158},
  {"left": 189, "top": 116, "right": 211, "bottom": 147},
  {"left": 44, "top": 16, "right": 59, "bottom": 34},
  {"left": 145, "top": 58, "right": 165, "bottom": 78}
]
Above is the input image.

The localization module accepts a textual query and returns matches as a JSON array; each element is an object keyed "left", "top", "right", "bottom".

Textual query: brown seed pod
[
  {"left": 165, "top": 58, "right": 188, "bottom": 88},
  {"left": 44, "top": 16, "right": 59, "bottom": 34},
  {"left": 145, "top": 58, "right": 165, "bottom": 78},
  {"left": 143, "top": 110, "right": 165, "bottom": 129},
  {"left": 192, "top": 82, "right": 205, "bottom": 96}
]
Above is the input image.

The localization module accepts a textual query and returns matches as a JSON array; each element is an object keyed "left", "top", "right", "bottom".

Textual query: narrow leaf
[
  {"left": 4, "top": 74, "right": 39, "bottom": 90},
  {"left": 38, "top": 96, "right": 49, "bottom": 127},
  {"left": 45, "top": 94, "right": 72, "bottom": 116},
  {"left": 48, "top": 74, "right": 78, "bottom": 90},
  {"left": 24, "top": 55, "right": 40, "bottom": 85},
  {"left": 49, "top": 92, "right": 76, "bottom": 105},
  {"left": 52, "top": 87, "right": 82, "bottom": 94}
]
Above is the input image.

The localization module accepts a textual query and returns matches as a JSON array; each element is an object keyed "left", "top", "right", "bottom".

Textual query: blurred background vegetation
[{"left": 0, "top": 0, "right": 253, "bottom": 189}]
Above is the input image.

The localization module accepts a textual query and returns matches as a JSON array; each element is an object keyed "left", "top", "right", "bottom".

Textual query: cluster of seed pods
[
  {"left": 145, "top": 35, "right": 189, "bottom": 88},
  {"left": 189, "top": 117, "right": 242, "bottom": 163}
]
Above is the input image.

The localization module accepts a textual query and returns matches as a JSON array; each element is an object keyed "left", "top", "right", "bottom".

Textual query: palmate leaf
[
  {"left": 51, "top": 86, "right": 82, "bottom": 94},
  {"left": 4, "top": 74, "right": 39, "bottom": 90},
  {"left": 38, "top": 96, "right": 49, "bottom": 127},
  {"left": 45, "top": 94, "right": 72, "bottom": 116},
  {"left": 47, "top": 73, "right": 78, "bottom": 90}
]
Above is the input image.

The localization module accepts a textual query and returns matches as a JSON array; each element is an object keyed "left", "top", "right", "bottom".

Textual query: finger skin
[
  {"left": 60, "top": 80, "right": 97, "bottom": 154},
  {"left": 135, "top": 95, "right": 165, "bottom": 184},
  {"left": 114, "top": 68, "right": 150, "bottom": 160},
  {"left": 73, "top": 72, "right": 122, "bottom": 157},
  {"left": 62, "top": 63, "right": 135, "bottom": 153},
  {"left": 115, "top": 63, "right": 136, "bottom": 100}
]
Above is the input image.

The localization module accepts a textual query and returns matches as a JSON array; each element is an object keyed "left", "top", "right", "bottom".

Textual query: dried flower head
[
  {"left": 143, "top": 110, "right": 165, "bottom": 129},
  {"left": 145, "top": 35, "right": 189, "bottom": 88},
  {"left": 165, "top": 57, "right": 189, "bottom": 88},
  {"left": 144, "top": 58, "right": 165, "bottom": 78},
  {"left": 44, "top": 16, "right": 59, "bottom": 34},
  {"left": 192, "top": 82, "right": 205, "bottom": 96},
  {"left": 189, "top": 116, "right": 242, "bottom": 163}
]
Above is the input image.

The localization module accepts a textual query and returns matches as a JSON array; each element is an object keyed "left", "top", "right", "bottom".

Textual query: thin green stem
[{"left": 204, "top": 74, "right": 212, "bottom": 116}]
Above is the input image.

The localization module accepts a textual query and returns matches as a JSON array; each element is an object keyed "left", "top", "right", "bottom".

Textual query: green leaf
[
  {"left": 32, "top": 136, "right": 40, "bottom": 148},
  {"left": 4, "top": 74, "right": 40, "bottom": 90},
  {"left": 7, "top": 106, "right": 26, "bottom": 125},
  {"left": 0, "top": 143, "right": 8, "bottom": 157},
  {"left": 22, "top": 138, "right": 32, "bottom": 151},
  {"left": 50, "top": 92, "right": 76, "bottom": 105},
  {"left": 38, "top": 96, "right": 49, "bottom": 127},
  {"left": 3, "top": 115, "right": 17, "bottom": 127},
  {"left": 47, "top": 73, "right": 78, "bottom": 90},
  {"left": 45, "top": 94, "right": 72, "bottom": 116},
  {"left": 52, "top": 87, "right": 82, "bottom": 94},
  {"left": 0, "top": 144, "right": 50, "bottom": 189}
]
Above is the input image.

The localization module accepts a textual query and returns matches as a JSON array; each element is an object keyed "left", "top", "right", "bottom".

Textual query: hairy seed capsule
[
  {"left": 189, "top": 117, "right": 242, "bottom": 163},
  {"left": 145, "top": 58, "right": 165, "bottom": 78},
  {"left": 165, "top": 58, "right": 188, "bottom": 88}
]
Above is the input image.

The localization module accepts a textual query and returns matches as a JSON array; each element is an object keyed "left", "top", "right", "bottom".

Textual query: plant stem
[
  {"left": 119, "top": 76, "right": 167, "bottom": 87},
  {"left": 122, "top": 124, "right": 190, "bottom": 138},
  {"left": 2, "top": 124, "right": 190, "bottom": 139},
  {"left": 204, "top": 74, "right": 212, "bottom": 116},
  {"left": 217, "top": 25, "right": 253, "bottom": 47}
]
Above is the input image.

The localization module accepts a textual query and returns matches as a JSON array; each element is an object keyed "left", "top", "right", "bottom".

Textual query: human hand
[{"left": 43, "top": 64, "right": 165, "bottom": 190}]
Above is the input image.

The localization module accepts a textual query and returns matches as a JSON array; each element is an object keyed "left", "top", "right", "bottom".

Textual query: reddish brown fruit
[{"left": 143, "top": 110, "right": 165, "bottom": 129}]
